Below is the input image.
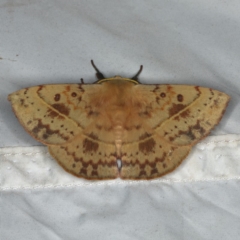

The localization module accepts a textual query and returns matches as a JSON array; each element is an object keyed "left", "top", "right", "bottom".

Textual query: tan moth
[{"left": 8, "top": 61, "right": 230, "bottom": 180}]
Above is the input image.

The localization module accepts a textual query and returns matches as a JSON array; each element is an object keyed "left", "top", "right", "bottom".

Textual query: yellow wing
[
  {"left": 48, "top": 135, "right": 118, "bottom": 180},
  {"left": 8, "top": 83, "right": 116, "bottom": 145},
  {"left": 121, "top": 135, "right": 191, "bottom": 179},
  {"left": 8, "top": 83, "right": 120, "bottom": 179},
  {"left": 120, "top": 84, "right": 230, "bottom": 179},
  {"left": 128, "top": 84, "right": 230, "bottom": 144}
]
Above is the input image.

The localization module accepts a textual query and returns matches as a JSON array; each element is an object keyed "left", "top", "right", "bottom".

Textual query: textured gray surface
[{"left": 1, "top": 1, "right": 240, "bottom": 239}]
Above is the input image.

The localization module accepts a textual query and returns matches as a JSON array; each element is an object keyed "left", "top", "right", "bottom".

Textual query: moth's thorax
[
  {"left": 97, "top": 76, "right": 139, "bottom": 85},
  {"left": 87, "top": 79, "right": 145, "bottom": 149},
  {"left": 90, "top": 79, "right": 141, "bottom": 111},
  {"left": 92, "top": 80, "right": 144, "bottom": 119}
]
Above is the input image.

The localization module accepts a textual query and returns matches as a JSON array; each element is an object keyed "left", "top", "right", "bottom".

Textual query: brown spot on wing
[
  {"left": 177, "top": 94, "right": 183, "bottom": 102},
  {"left": 192, "top": 120, "right": 206, "bottom": 135},
  {"left": 176, "top": 120, "right": 206, "bottom": 141},
  {"left": 169, "top": 103, "right": 186, "bottom": 116},
  {"left": 179, "top": 109, "right": 190, "bottom": 118},
  {"left": 32, "top": 119, "right": 70, "bottom": 141},
  {"left": 51, "top": 103, "right": 70, "bottom": 116},
  {"left": 83, "top": 138, "right": 99, "bottom": 153},
  {"left": 155, "top": 154, "right": 166, "bottom": 162},
  {"left": 139, "top": 138, "right": 155, "bottom": 154},
  {"left": 54, "top": 94, "right": 60, "bottom": 101},
  {"left": 160, "top": 92, "right": 166, "bottom": 98},
  {"left": 20, "top": 99, "right": 25, "bottom": 105},
  {"left": 71, "top": 92, "right": 77, "bottom": 97},
  {"left": 47, "top": 109, "right": 65, "bottom": 119}
]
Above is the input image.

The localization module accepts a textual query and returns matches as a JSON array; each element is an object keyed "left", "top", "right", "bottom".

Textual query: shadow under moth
[{"left": 8, "top": 61, "right": 230, "bottom": 180}]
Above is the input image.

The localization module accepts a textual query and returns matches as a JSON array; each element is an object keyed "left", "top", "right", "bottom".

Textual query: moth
[{"left": 8, "top": 61, "right": 230, "bottom": 180}]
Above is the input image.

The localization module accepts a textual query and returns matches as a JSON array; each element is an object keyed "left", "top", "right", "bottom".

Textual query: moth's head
[{"left": 91, "top": 60, "right": 143, "bottom": 85}]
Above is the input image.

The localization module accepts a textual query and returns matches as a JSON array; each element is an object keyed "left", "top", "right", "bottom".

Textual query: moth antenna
[
  {"left": 80, "top": 78, "right": 84, "bottom": 84},
  {"left": 131, "top": 65, "right": 143, "bottom": 82},
  {"left": 91, "top": 60, "right": 105, "bottom": 80}
]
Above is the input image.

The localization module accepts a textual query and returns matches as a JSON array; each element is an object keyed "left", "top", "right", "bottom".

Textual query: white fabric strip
[{"left": 1, "top": 134, "right": 239, "bottom": 190}]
